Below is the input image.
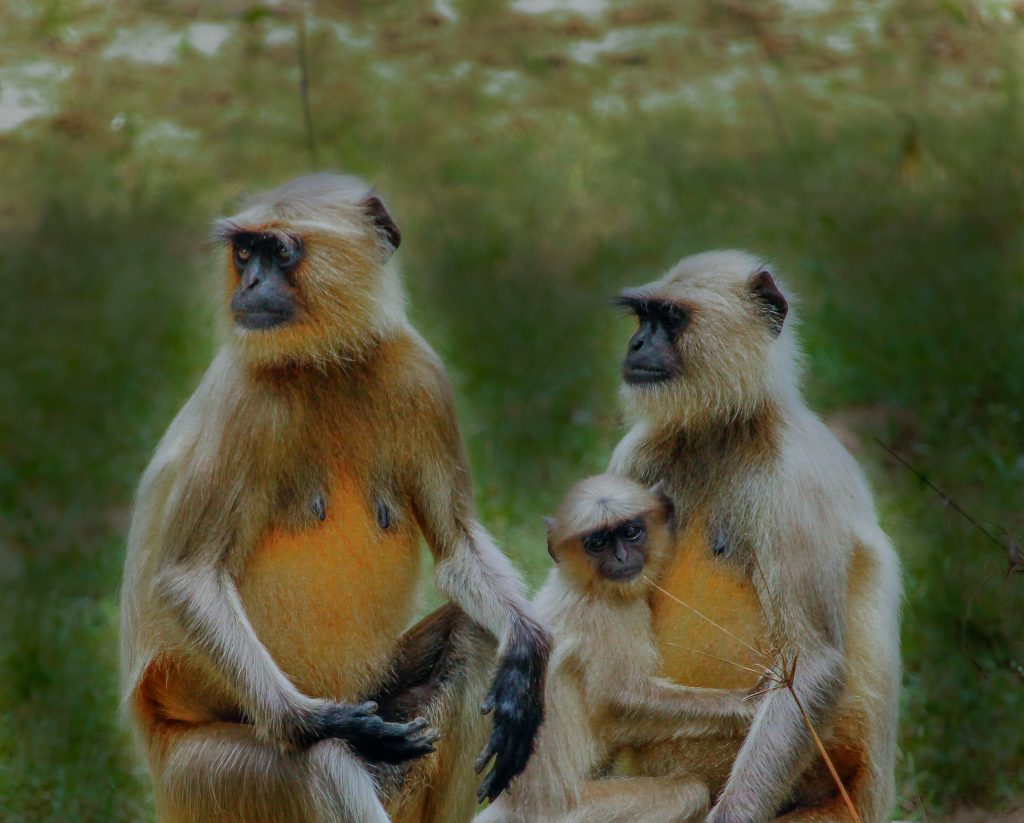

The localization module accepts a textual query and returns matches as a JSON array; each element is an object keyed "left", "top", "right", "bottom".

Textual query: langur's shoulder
[
  {"left": 378, "top": 329, "right": 457, "bottom": 406},
  {"left": 768, "top": 412, "right": 876, "bottom": 539}
]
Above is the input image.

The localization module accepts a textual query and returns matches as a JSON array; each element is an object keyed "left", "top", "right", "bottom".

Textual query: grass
[{"left": 1, "top": 1, "right": 1023, "bottom": 820}]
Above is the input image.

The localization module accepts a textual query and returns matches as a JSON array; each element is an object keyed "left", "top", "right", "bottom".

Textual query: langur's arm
[
  {"left": 607, "top": 425, "right": 648, "bottom": 475},
  {"left": 606, "top": 678, "right": 759, "bottom": 745},
  {"left": 707, "top": 520, "right": 847, "bottom": 823},
  {"left": 153, "top": 464, "right": 436, "bottom": 762},
  {"left": 406, "top": 378, "right": 552, "bottom": 802}
]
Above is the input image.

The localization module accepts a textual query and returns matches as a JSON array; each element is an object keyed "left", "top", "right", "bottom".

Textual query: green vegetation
[{"left": 1, "top": 1, "right": 1022, "bottom": 820}]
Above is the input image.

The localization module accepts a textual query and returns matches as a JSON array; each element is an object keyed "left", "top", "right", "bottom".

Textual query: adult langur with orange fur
[
  {"left": 608, "top": 251, "right": 901, "bottom": 823},
  {"left": 476, "top": 474, "right": 758, "bottom": 823},
  {"left": 120, "top": 174, "right": 551, "bottom": 823}
]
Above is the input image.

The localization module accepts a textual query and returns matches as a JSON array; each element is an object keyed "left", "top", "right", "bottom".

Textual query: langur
[
  {"left": 475, "top": 474, "right": 758, "bottom": 823},
  {"left": 120, "top": 173, "right": 551, "bottom": 823},
  {"left": 608, "top": 250, "right": 902, "bottom": 822}
]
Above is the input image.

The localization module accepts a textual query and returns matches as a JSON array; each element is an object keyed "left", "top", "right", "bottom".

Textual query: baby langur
[{"left": 476, "top": 475, "right": 758, "bottom": 823}]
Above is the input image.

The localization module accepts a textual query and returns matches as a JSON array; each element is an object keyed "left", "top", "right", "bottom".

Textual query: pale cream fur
[
  {"left": 609, "top": 250, "right": 901, "bottom": 823},
  {"left": 120, "top": 174, "right": 549, "bottom": 823},
  {"left": 476, "top": 475, "right": 756, "bottom": 823}
]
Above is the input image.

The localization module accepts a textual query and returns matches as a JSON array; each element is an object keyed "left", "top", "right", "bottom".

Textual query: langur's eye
[
  {"left": 235, "top": 246, "right": 251, "bottom": 264},
  {"left": 662, "top": 305, "right": 689, "bottom": 331},
  {"left": 622, "top": 524, "right": 644, "bottom": 542},
  {"left": 584, "top": 532, "right": 608, "bottom": 553},
  {"left": 276, "top": 243, "right": 292, "bottom": 263}
]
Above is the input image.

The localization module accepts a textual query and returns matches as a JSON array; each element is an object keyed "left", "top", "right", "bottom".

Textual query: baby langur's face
[
  {"left": 579, "top": 517, "right": 649, "bottom": 582},
  {"left": 546, "top": 474, "right": 673, "bottom": 591}
]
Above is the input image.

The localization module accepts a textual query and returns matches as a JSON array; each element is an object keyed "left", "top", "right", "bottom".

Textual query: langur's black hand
[
  {"left": 475, "top": 619, "right": 551, "bottom": 802},
  {"left": 298, "top": 701, "right": 440, "bottom": 764}
]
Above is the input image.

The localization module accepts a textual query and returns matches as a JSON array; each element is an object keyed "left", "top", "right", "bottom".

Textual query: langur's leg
[
  {"left": 150, "top": 722, "right": 389, "bottom": 823},
  {"left": 773, "top": 795, "right": 872, "bottom": 823},
  {"left": 373, "top": 603, "right": 495, "bottom": 823},
  {"left": 560, "top": 775, "right": 710, "bottom": 823},
  {"left": 771, "top": 741, "right": 883, "bottom": 822},
  {"left": 136, "top": 656, "right": 390, "bottom": 823},
  {"left": 145, "top": 604, "right": 492, "bottom": 823}
]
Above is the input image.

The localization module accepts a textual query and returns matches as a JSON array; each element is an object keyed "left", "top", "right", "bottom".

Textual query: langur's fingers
[
  {"left": 405, "top": 741, "right": 437, "bottom": 758},
  {"left": 483, "top": 766, "right": 507, "bottom": 802},
  {"left": 474, "top": 744, "right": 494, "bottom": 774},
  {"left": 359, "top": 701, "right": 378, "bottom": 714},
  {"left": 479, "top": 764, "right": 508, "bottom": 803},
  {"left": 382, "top": 741, "right": 436, "bottom": 764},
  {"left": 401, "top": 716, "right": 429, "bottom": 734},
  {"left": 481, "top": 695, "right": 495, "bottom": 715},
  {"left": 476, "top": 771, "right": 495, "bottom": 804}
]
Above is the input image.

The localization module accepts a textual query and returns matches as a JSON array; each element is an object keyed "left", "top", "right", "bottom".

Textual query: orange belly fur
[
  {"left": 651, "top": 516, "right": 766, "bottom": 690},
  {"left": 238, "top": 469, "right": 421, "bottom": 702}
]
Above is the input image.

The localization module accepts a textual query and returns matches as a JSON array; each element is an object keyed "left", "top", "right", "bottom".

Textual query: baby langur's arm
[{"left": 605, "top": 678, "right": 759, "bottom": 746}]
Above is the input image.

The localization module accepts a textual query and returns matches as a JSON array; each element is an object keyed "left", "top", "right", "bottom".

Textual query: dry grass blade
[
  {"left": 782, "top": 654, "right": 862, "bottom": 823},
  {"left": 297, "top": 0, "right": 319, "bottom": 170},
  {"left": 663, "top": 642, "right": 771, "bottom": 679},
  {"left": 876, "top": 437, "right": 1023, "bottom": 678},
  {"left": 873, "top": 437, "right": 1008, "bottom": 554},
  {"left": 642, "top": 576, "right": 765, "bottom": 659},
  {"left": 650, "top": 572, "right": 861, "bottom": 820}
]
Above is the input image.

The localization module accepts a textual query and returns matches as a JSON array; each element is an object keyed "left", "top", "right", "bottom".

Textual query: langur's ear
[
  {"left": 649, "top": 481, "right": 674, "bottom": 521},
  {"left": 360, "top": 192, "right": 402, "bottom": 255},
  {"left": 749, "top": 270, "right": 788, "bottom": 337},
  {"left": 544, "top": 517, "right": 559, "bottom": 563}
]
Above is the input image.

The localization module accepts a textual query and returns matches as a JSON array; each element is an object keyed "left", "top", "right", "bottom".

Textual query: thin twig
[
  {"left": 750, "top": 548, "right": 788, "bottom": 657},
  {"left": 753, "top": 64, "right": 810, "bottom": 221},
  {"left": 916, "top": 787, "right": 931, "bottom": 822},
  {"left": 876, "top": 438, "right": 1023, "bottom": 675},
  {"left": 663, "top": 642, "right": 770, "bottom": 678},
  {"left": 297, "top": 0, "right": 318, "bottom": 169},
  {"left": 783, "top": 654, "right": 862, "bottom": 823},
  {"left": 960, "top": 566, "right": 1005, "bottom": 673},
  {"left": 643, "top": 576, "right": 764, "bottom": 658},
  {"left": 873, "top": 437, "right": 1008, "bottom": 554},
  {"left": 649, "top": 577, "right": 860, "bottom": 817},
  {"left": 745, "top": 681, "right": 787, "bottom": 701}
]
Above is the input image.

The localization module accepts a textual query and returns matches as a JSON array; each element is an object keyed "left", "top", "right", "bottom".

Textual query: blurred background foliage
[{"left": 1, "top": 0, "right": 1023, "bottom": 820}]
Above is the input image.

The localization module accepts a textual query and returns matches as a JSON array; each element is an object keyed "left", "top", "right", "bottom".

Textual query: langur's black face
[
  {"left": 615, "top": 293, "right": 689, "bottom": 385},
  {"left": 229, "top": 232, "right": 304, "bottom": 330},
  {"left": 582, "top": 517, "right": 650, "bottom": 582}
]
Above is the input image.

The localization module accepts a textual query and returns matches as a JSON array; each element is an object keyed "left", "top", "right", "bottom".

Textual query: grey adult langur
[{"left": 608, "top": 250, "right": 901, "bottom": 823}]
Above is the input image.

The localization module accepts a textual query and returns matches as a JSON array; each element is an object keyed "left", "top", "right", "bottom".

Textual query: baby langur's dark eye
[
  {"left": 584, "top": 532, "right": 608, "bottom": 554},
  {"left": 622, "top": 524, "right": 644, "bottom": 542}
]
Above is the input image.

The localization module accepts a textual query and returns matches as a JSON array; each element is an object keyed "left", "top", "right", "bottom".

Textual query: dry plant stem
[
  {"left": 876, "top": 438, "right": 1024, "bottom": 674},
  {"left": 873, "top": 438, "right": 1008, "bottom": 554},
  {"left": 297, "top": 0, "right": 319, "bottom": 169},
  {"left": 960, "top": 566, "right": 1005, "bottom": 674},
  {"left": 643, "top": 577, "right": 764, "bottom": 658},
  {"left": 644, "top": 577, "right": 862, "bottom": 821},
  {"left": 782, "top": 654, "right": 862, "bottom": 823},
  {"left": 664, "top": 642, "right": 769, "bottom": 680}
]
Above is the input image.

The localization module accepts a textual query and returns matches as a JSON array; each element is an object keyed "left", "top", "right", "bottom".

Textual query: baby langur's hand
[{"left": 294, "top": 700, "right": 441, "bottom": 763}]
